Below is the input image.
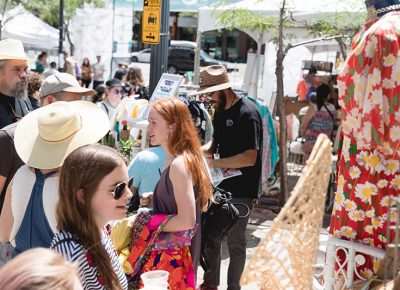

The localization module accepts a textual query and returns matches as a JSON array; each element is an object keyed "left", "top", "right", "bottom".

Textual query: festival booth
[
  {"left": 195, "top": 0, "right": 364, "bottom": 103},
  {"left": 194, "top": 2, "right": 396, "bottom": 289},
  {"left": 1, "top": 5, "right": 59, "bottom": 54}
]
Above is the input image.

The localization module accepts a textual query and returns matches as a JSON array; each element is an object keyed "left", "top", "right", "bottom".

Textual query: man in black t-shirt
[{"left": 195, "top": 65, "right": 263, "bottom": 290}]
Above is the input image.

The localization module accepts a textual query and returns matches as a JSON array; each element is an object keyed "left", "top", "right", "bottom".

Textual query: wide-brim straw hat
[
  {"left": 14, "top": 100, "right": 110, "bottom": 169},
  {"left": 0, "top": 39, "right": 28, "bottom": 61},
  {"left": 190, "top": 65, "right": 231, "bottom": 95}
]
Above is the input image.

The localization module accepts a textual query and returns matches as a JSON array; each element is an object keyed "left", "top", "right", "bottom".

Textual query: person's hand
[
  {"left": 140, "top": 192, "right": 153, "bottom": 208},
  {"left": 206, "top": 157, "right": 214, "bottom": 168}
]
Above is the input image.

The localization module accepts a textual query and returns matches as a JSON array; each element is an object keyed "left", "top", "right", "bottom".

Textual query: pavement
[{"left": 194, "top": 203, "right": 330, "bottom": 290}]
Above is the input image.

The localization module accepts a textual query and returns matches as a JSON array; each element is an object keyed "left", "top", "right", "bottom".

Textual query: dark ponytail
[{"left": 316, "top": 84, "right": 330, "bottom": 111}]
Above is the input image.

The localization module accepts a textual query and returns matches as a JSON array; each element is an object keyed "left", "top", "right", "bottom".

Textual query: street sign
[{"left": 142, "top": 0, "right": 161, "bottom": 44}]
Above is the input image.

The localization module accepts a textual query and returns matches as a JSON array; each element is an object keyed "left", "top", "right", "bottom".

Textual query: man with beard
[
  {"left": 0, "top": 39, "right": 31, "bottom": 129},
  {"left": 193, "top": 65, "right": 263, "bottom": 290},
  {"left": 0, "top": 73, "right": 95, "bottom": 216}
]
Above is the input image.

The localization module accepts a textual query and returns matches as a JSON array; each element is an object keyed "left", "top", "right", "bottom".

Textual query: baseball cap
[
  {"left": 106, "top": 79, "right": 123, "bottom": 88},
  {"left": 40, "top": 73, "right": 95, "bottom": 98}
]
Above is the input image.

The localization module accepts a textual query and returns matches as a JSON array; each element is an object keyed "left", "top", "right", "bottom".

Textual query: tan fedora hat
[
  {"left": 0, "top": 39, "right": 28, "bottom": 61},
  {"left": 191, "top": 65, "right": 231, "bottom": 95},
  {"left": 14, "top": 100, "right": 110, "bottom": 169},
  {"left": 40, "top": 73, "right": 95, "bottom": 98}
]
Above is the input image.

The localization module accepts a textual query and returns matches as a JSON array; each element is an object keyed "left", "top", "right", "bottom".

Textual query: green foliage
[
  {"left": 217, "top": 8, "right": 277, "bottom": 34},
  {"left": 102, "top": 133, "right": 116, "bottom": 148},
  {"left": 306, "top": 11, "right": 364, "bottom": 39},
  {"left": 5, "top": 0, "right": 104, "bottom": 28},
  {"left": 119, "top": 139, "right": 134, "bottom": 160},
  {"left": 214, "top": 1, "right": 295, "bottom": 46}
]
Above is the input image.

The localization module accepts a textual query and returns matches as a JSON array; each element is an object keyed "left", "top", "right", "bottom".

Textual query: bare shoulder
[{"left": 169, "top": 155, "right": 191, "bottom": 180}]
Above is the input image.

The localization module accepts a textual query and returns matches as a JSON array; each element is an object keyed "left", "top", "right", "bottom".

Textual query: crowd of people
[{"left": 0, "top": 38, "right": 262, "bottom": 290}]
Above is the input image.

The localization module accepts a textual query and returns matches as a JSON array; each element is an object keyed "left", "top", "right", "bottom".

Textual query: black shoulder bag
[{"left": 200, "top": 186, "right": 250, "bottom": 271}]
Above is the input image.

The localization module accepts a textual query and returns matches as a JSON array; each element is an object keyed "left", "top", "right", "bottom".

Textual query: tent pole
[
  {"left": 193, "top": 31, "right": 202, "bottom": 85},
  {"left": 58, "top": 0, "right": 64, "bottom": 72},
  {"left": 251, "top": 33, "right": 262, "bottom": 99}
]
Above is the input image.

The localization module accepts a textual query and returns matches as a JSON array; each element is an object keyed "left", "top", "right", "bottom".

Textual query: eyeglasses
[
  {"left": 111, "top": 177, "right": 133, "bottom": 200},
  {"left": 113, "top": 89, "right": 124, "bottom": 95}
]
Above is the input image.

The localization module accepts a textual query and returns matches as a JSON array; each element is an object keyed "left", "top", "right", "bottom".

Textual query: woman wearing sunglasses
[
  {"left": 99, "top": 78, "right": 125, "bottom": 121},
  {"left": 51, "top": 144, "right": 132, "bottom": 290}
]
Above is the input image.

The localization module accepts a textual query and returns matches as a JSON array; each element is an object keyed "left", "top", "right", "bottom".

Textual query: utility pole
[
  {"left": 58, "top": 0, "right": 64, "bottom": 72},
  {"left": 149, "top": 0, "right": 169, "bottom": 96},
  {"left": 110, "top": 0, "right": 116, "bottom": 79}
]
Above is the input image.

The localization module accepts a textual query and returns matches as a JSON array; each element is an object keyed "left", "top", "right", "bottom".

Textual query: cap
[
  {"left": 106, "top": 79, "right": 123, "bottom": 88},
  {"left": 40, "top": 73, "right": 95, "bottom": 98}
]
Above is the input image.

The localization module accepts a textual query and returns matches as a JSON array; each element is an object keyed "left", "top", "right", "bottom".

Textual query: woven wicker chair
[{"left": 241, "top": 134, "right": 332, "bottom": 290}]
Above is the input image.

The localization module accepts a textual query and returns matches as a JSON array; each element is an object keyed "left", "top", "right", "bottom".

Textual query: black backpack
[{"left": 200, "top": 187, "right": 245, "bottom": 271}]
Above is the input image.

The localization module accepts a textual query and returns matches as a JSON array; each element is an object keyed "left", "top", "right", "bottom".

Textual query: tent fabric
[
  {"left": 2, "top": 5, "right": 59, "bottom": 49},
  {"left": 197, "top": 0, "right": 365, "bottom": 44},
  {"left": 196, "top": 0, "right": 365, "bottom": 103}
]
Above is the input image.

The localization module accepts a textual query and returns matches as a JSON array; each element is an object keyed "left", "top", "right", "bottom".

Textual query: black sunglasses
[{"left": 112, "top": 177, "right": 133, "bottom": 200}]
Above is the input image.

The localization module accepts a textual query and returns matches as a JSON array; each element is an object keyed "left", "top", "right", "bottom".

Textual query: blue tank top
[{"left": 14, "top": 169, "right": 56, "bottom": 255}]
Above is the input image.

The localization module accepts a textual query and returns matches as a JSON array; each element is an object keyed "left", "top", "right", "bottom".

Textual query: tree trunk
[
  {"left": 65, "top": 22, "right": 75, "bottom": 56},
  {"left": 335, "top": 37, "right": 347, "bottom": 60},
  {"left": 276, "top": 3, "right": 289, "bottom": 206}
]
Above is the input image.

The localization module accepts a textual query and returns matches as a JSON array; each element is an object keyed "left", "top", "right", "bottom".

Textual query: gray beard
[{"left": 10, "top": 81, "right": 28, "bottom": 100}]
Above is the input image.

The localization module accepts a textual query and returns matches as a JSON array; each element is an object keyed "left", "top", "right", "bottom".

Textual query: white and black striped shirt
[{"left": 51, "top": 230, "right": 128, "bottom": 290}]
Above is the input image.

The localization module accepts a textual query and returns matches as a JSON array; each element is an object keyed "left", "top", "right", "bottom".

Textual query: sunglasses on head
[{"left": 112, "top": 177, "right": 133, "bottom": 200}]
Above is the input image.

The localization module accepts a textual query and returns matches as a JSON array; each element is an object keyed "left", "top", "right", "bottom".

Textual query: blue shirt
[{"left": 128, "top": 146, "right": 166, "bottom": 196}]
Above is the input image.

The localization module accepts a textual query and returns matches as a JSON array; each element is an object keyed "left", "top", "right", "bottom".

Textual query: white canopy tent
[
  {"left": 1, "top": 5, "right": 59, "bottom": 50},
  {"left": 195, "top": 0, "right": 365, "bottom": 101},
  {"left": 69, "top": 5, "right": 134, "bottom": 79}
]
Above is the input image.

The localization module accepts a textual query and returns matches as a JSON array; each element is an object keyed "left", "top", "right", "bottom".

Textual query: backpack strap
[
  {"left": 323, "top": 103, "right": 335, "bottom": 140},
  {"left": 102, "top": 102, "right": 109, "bottom": 115},
  {"left": 323, "top": 103, "right": 334, "bottom": 121}
]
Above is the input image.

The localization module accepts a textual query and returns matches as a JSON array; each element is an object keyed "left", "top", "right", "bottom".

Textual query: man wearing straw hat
[
  {"left": 0, "top": 73, "right": 101, "bottom": 265},
  {"left": 0, "top": 73, "right": 96, "bottom": 215},
  {"left": 0, "top": 39, "right": 32, "bottom": 129},
  {"left": 0, "top": 99, "right": 109, "bottom": 262},
  {"left": 195, "top": 65, "right": 263, "bottom": 290}
]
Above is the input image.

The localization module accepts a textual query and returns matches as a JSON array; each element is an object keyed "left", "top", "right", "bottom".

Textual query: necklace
[
  {"left": 376, "top": 4, "right": 400, "bottom": 15},
  {"left": 367, "top": 4, "right": 400, "bottom": 21}
]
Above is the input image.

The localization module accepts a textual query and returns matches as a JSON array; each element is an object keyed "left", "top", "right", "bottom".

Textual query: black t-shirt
[
  {"left": 0, "top": 122, "right": 24, "bottom": 214},
  {"left": 212, "top": 98, "right": 263, "bottom": 198},
  {"left": 0, "top": 93, "right": 17, "bottom": 129}
]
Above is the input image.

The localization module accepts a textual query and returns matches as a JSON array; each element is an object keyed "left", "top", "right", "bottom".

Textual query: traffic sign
[{"left": 142, "top": 0, "right": 161, "bottom": 44}]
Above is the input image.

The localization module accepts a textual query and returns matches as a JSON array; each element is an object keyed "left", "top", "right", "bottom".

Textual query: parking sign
[{"left": 142, "top": 0, "right": 161, "bottom": 44}]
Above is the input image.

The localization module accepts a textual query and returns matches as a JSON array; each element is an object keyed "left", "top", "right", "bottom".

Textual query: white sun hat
[
  {"left": 0, "top": 39, "right": 28, "bottom": 61},
  {"left": 14, "top": 100, "right": 110, "bottom": 169}
]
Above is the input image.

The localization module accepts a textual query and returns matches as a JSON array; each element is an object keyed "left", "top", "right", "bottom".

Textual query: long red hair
[{"left": 152, "top": 97, "right": 212, "bottom": 211}]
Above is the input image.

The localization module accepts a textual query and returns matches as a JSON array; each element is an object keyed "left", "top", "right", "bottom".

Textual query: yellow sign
[{"left": 142, "top": 0, "right": 161, "bottom": 44}]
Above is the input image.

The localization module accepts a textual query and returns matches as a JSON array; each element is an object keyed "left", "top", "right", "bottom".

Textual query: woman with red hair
[{"left": 121, "top": 97, "right": 212, "bottom": 289}]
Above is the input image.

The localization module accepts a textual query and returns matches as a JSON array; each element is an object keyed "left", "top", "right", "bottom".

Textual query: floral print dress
[{"left": 329, "top": 12, "right": 400, "bottom": 280}]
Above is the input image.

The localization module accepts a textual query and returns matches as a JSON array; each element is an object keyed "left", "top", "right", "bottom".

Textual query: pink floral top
[{"left": 337, "top": 12, "right": 400, "bottom": 154}]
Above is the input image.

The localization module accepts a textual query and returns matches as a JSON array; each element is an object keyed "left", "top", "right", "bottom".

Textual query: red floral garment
[{"left": 329, "top": 12, "right": 400, "bottom": 280}]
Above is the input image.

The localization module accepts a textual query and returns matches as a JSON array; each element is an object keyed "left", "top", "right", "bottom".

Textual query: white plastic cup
[{"left": 141, "top": 270, "right": 169, "bottom": 289}]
